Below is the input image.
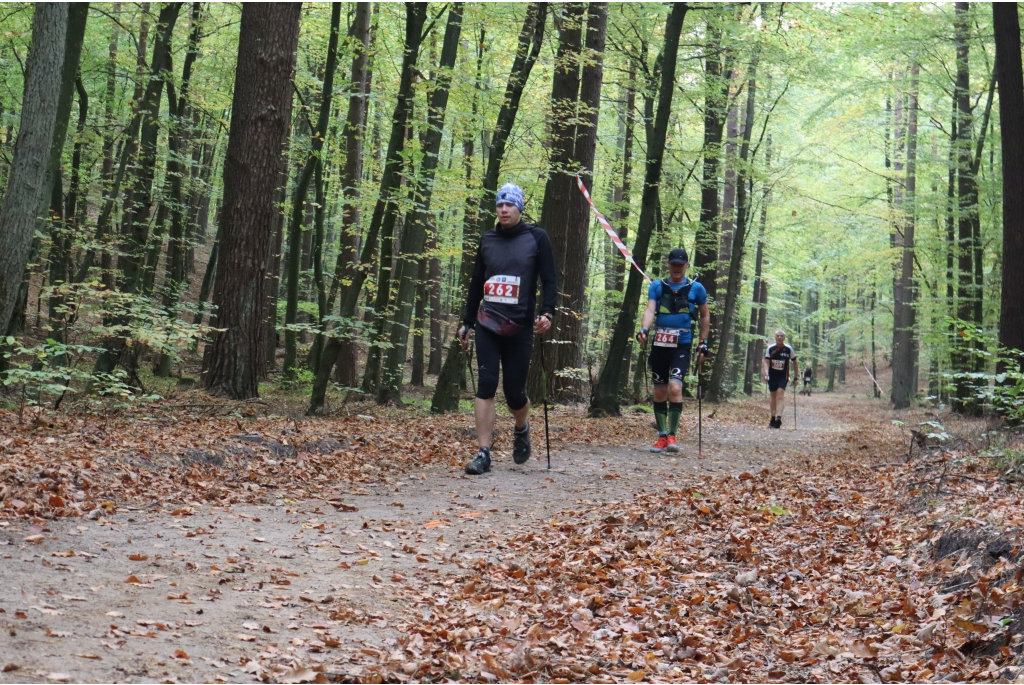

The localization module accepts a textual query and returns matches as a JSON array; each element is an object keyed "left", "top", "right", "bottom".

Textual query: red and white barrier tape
[{"left": 576, "top": 171, "right": 651, "bottom": 283}]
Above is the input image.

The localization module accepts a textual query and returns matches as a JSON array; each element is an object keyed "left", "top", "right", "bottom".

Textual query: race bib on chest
[
  {"left": 483, "top": 275, "right": 521, "bottom": 304},
  {"left": 771, "top": 360, "right": 786, "bottom": 371},
  {"left": 653, "top": 328, "right": 681, "bottom": 348}
]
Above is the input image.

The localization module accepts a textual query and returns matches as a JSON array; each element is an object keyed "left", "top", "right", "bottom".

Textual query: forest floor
[{"left": 2, "top": 372, "right": 1024, "bottom": 683}]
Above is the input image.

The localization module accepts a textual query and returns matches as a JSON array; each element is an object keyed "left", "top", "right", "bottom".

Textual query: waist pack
[{"left": 477, "top": 304, "right": 523, "bottom": 337}]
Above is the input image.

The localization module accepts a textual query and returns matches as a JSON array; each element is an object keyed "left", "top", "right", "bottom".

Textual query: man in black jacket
[{"left": 457, "top": 183, "right": 558, "bottom": 475}]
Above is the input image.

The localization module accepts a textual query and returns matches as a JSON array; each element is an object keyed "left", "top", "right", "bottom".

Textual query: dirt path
[{"left": 0, "top": 394, "right": 853, "bottom": 683}]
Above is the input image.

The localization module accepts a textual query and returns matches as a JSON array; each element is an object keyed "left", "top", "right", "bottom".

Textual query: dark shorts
[
  {"left": 649, "top": 343, "right": 691, "bottom": 386},
  {"left": 768, "top": 375, "right": 789, "bottom": 392},
  {"left": 474, "top": 323, "right": 533, "bottom": 410}
]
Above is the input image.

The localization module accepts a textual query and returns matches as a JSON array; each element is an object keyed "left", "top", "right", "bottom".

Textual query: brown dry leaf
[
  {"left": 124, "top": 575, "right": 141, "bottom": 584},
  {"left": 238, "top": 634, "right": 256, "bottom": 642},
  {"left": 277, "top": 666, "right": 316, "bottom": 684},
  {"left": 627, "top": 670, "right": 647, "bottom": 682},
  {"left": 2, "top": 664, "right": 19, "bottom": 672},
  {"left": 22, "top": 535, "right": 43, "bottom": 544},
  {"left": 172, "top": 649, "right": 188, "bottom": 660},
  {"left": 850, "top": 641, "right": 879, "bottom": 659},
  {"left": 128, "top": 554, "right": 148, "bottom": 561},
  {"left": 73, "top": 654, "right": 101, "bottom": 660}
]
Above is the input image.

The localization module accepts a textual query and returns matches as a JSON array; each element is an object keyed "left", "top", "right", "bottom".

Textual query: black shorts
[
  {"left": 768, "top": 375, "right": 789, "bottom": 392},
  {"left": 474, "top": 323, "right": 533, "bottom": 410},
  {"left": 649, "top": 343, "right": 691, "bottom": 386}
]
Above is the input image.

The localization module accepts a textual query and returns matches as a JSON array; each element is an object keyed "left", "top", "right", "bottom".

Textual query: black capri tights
[{"left": 474, "top": 323, "right": 533, "bottom": 410}]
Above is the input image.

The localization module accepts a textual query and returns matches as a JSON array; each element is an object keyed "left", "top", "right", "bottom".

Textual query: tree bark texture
[
  {"left": 995, "top": 2, "right": 1024, "bottom": 359},
  {"left": 891, "top": 63, "right": 919, "bottom": 409},
  {"left": 202, "top": 2, "right": 301, "bottom": 399},
  {"left": 531, "top": 2, "right": 606, "bottom": 403},
  {"left": 952, "top": 1, "right": 976, "bottom": 411},
  {"left": 708, "top": 52, "right": 757, "bottom": 403},
  {"left": 692, "top": 18, "right": 728, "bottom": 324},
  {"left": 0, "top": 3, "right": 67, "bottom": 337},
  {"left": 325, "top": 1, "right": 372, "bottom": 387},
  {"left": 590, "top": 2, "right": 687, "bottom": 416}
]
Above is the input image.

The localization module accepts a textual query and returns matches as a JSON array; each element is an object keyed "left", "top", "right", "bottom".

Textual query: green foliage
[{"left": 944, "top": 321, "right": 1024, "bottom": 421}]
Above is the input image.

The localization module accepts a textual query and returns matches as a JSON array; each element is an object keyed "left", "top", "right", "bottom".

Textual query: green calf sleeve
[
  {"left": 653, "top": 401, "right": 668, "bottom": 434},
  {"left": 668, "top": 402, "right": 683, "bottom": 435}
]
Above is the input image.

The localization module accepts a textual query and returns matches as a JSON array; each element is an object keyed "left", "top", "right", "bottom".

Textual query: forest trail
[{"left": 0, "top": 395, "right": 862, "bottom": 684}]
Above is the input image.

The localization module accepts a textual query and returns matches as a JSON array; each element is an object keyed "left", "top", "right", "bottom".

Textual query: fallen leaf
[
  {"left": 278, "top": 666, "right": 317, "bottom": 684},
  {"left": 73, "top": 654, "right": 101, "bottom": 660},
  {"left": 22, "top": 535, "right": 43, "bottom": 544},
  {"left": 128, "top": 554, "right": 148, "bottom": 561},
  {"left": 124, "top": 575, "right": 141, "bottom": 584}
]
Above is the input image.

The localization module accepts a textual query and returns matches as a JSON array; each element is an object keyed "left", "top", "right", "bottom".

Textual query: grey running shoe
[
  {"left": 465, "top": 448, "right": 491, "bottom": 475},
  {"left": 512, "top": 422, "right": 531, "bottom": 465}
]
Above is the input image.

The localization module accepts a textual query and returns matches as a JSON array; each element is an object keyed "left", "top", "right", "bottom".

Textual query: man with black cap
[{"left": 636, "top": 248, "right": 710, "bottom": 453}]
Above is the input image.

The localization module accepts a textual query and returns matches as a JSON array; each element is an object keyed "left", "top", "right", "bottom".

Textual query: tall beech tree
[
  {"left": 308, "top": 2, "right": 428, "bottom": 415},
  {"left": 93, "top": 2, "right": 182, "bottom": 376},
  {"left": 378, "top": 4, "right": 464, "bottom": 406},
  {"left": 590, "top": 2, "right": 688, "bottom": 417},
  {"left": 891, "top": 63, "right": 920, "bottom": 409},
  {"left": 202, "top": 2, "right": 301, "bottom": 399},
  {"left": 323, "top": 1, "right": 372, "bottom": 387},
  {"left": 283, "top": 2, "right": 342, "bottom": 380},
  {"left": 530, "top": 2, "right": 607, "bottom": 402},
  {"left": 707, "top": 50, "right": 757, "bottom": 403},
  {"left": 0, "top": 3, "right": 67, "bottom": 337},
  {"left": 994, "top": 2, "right": 1024, "bottom": 362}
]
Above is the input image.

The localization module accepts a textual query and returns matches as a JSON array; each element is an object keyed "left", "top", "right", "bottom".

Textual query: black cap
[{"left": 668, "top": 248, "right": 689, "bottom": 265}]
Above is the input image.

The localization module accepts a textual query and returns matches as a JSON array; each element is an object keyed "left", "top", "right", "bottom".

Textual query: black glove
[{"left": 696, "top": 340, "right": 710, "bottom": 357}]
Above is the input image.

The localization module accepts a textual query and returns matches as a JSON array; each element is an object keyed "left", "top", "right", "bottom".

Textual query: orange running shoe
[
  {"left": 650, "top": 435, "right": 669, "bottom": 453},
  {"left": 665, "top": 435, "right": 680, "bottom": 453}
]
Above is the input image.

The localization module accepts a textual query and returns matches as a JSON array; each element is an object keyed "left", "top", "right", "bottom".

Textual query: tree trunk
[
  {"left": 45, "top": 4, "right": 89, "bottom": 362},
  {"left": 692, "top": 19, "right": 728, "bottom": 328},
  {"left": 94, "top": 3, "right": 182, "bottom": 375},
  {"left": 377, "top": 4, "right": 463, "bottom": 405},
  {"left": 530, "top": 3, "right": 606, "bottom": 402},
  {"left": 427, "top": 236, "right": 442, "bottom": 375},
  {"left": 995, "top": 2, "right": 1024, "bottom": 362},
  {"left": 719, "top": 96, "right": 739, "bottom": 281},
  {"left": 284, "top": 2, "right": 341, "bottom": 380},
  {"left": 308, "top": 2, "right": 427, "bottom": 414},
  {"left": 0, "top": 3, "right": 67, "bottom": 337},
  {"left": 952, "top": 1, "right": 976, "bottom": 412},
  {"left": 708, "top": 51, "right": 758, "bottom": 403},
  {"left": 430, "top": 4, "right": 547, "bottom": 415},
  {"left": 590, "top": 2, "right": 687, "bottom": 416},
  {"left": 891, "top": 62, "right": 919, "bottom": 409},
  {"left": 156, "top": 3, "right": 203, "bottom": 377},
  {"left": 322, "top": 1, "right": 372, "bottom": 386},
  {"left": 411, "top": 256, "right": 427, "bottom": 386},
  {"left": 743, "top": 137, "right": 771, "bottom": 395},
  {"left": 201, "top": 2, "right": 301, "bottom": 399}
]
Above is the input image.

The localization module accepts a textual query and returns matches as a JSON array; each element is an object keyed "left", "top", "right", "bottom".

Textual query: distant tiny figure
[
  {"left": 801, "top": 365, "right": 813, "bottom": 396},
  {"left": 762, "top": 329, "right": 797, "bottom": 429}
]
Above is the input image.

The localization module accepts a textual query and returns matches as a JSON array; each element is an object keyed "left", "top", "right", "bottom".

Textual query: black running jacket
[{"left": 463, "top": 220, "right": 558, "bottom": 328}]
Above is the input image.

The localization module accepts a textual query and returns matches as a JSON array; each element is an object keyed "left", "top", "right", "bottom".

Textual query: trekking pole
[
  {"left": 697, "top": 356, "right": 704, "bottom": 459},
  {"left": 538, "top": 338, "right": 551, "bottom": 470},
  {"left": 466, "top": 341, "right": 477, "bottom": 396},
  {"left": 793, "top": 372, "right": 797, "bottom": 430}
]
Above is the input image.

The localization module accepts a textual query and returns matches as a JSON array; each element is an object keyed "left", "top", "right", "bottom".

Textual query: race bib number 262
[{"left": 484, "top": 275, "right": 521, "bottom": 304}]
